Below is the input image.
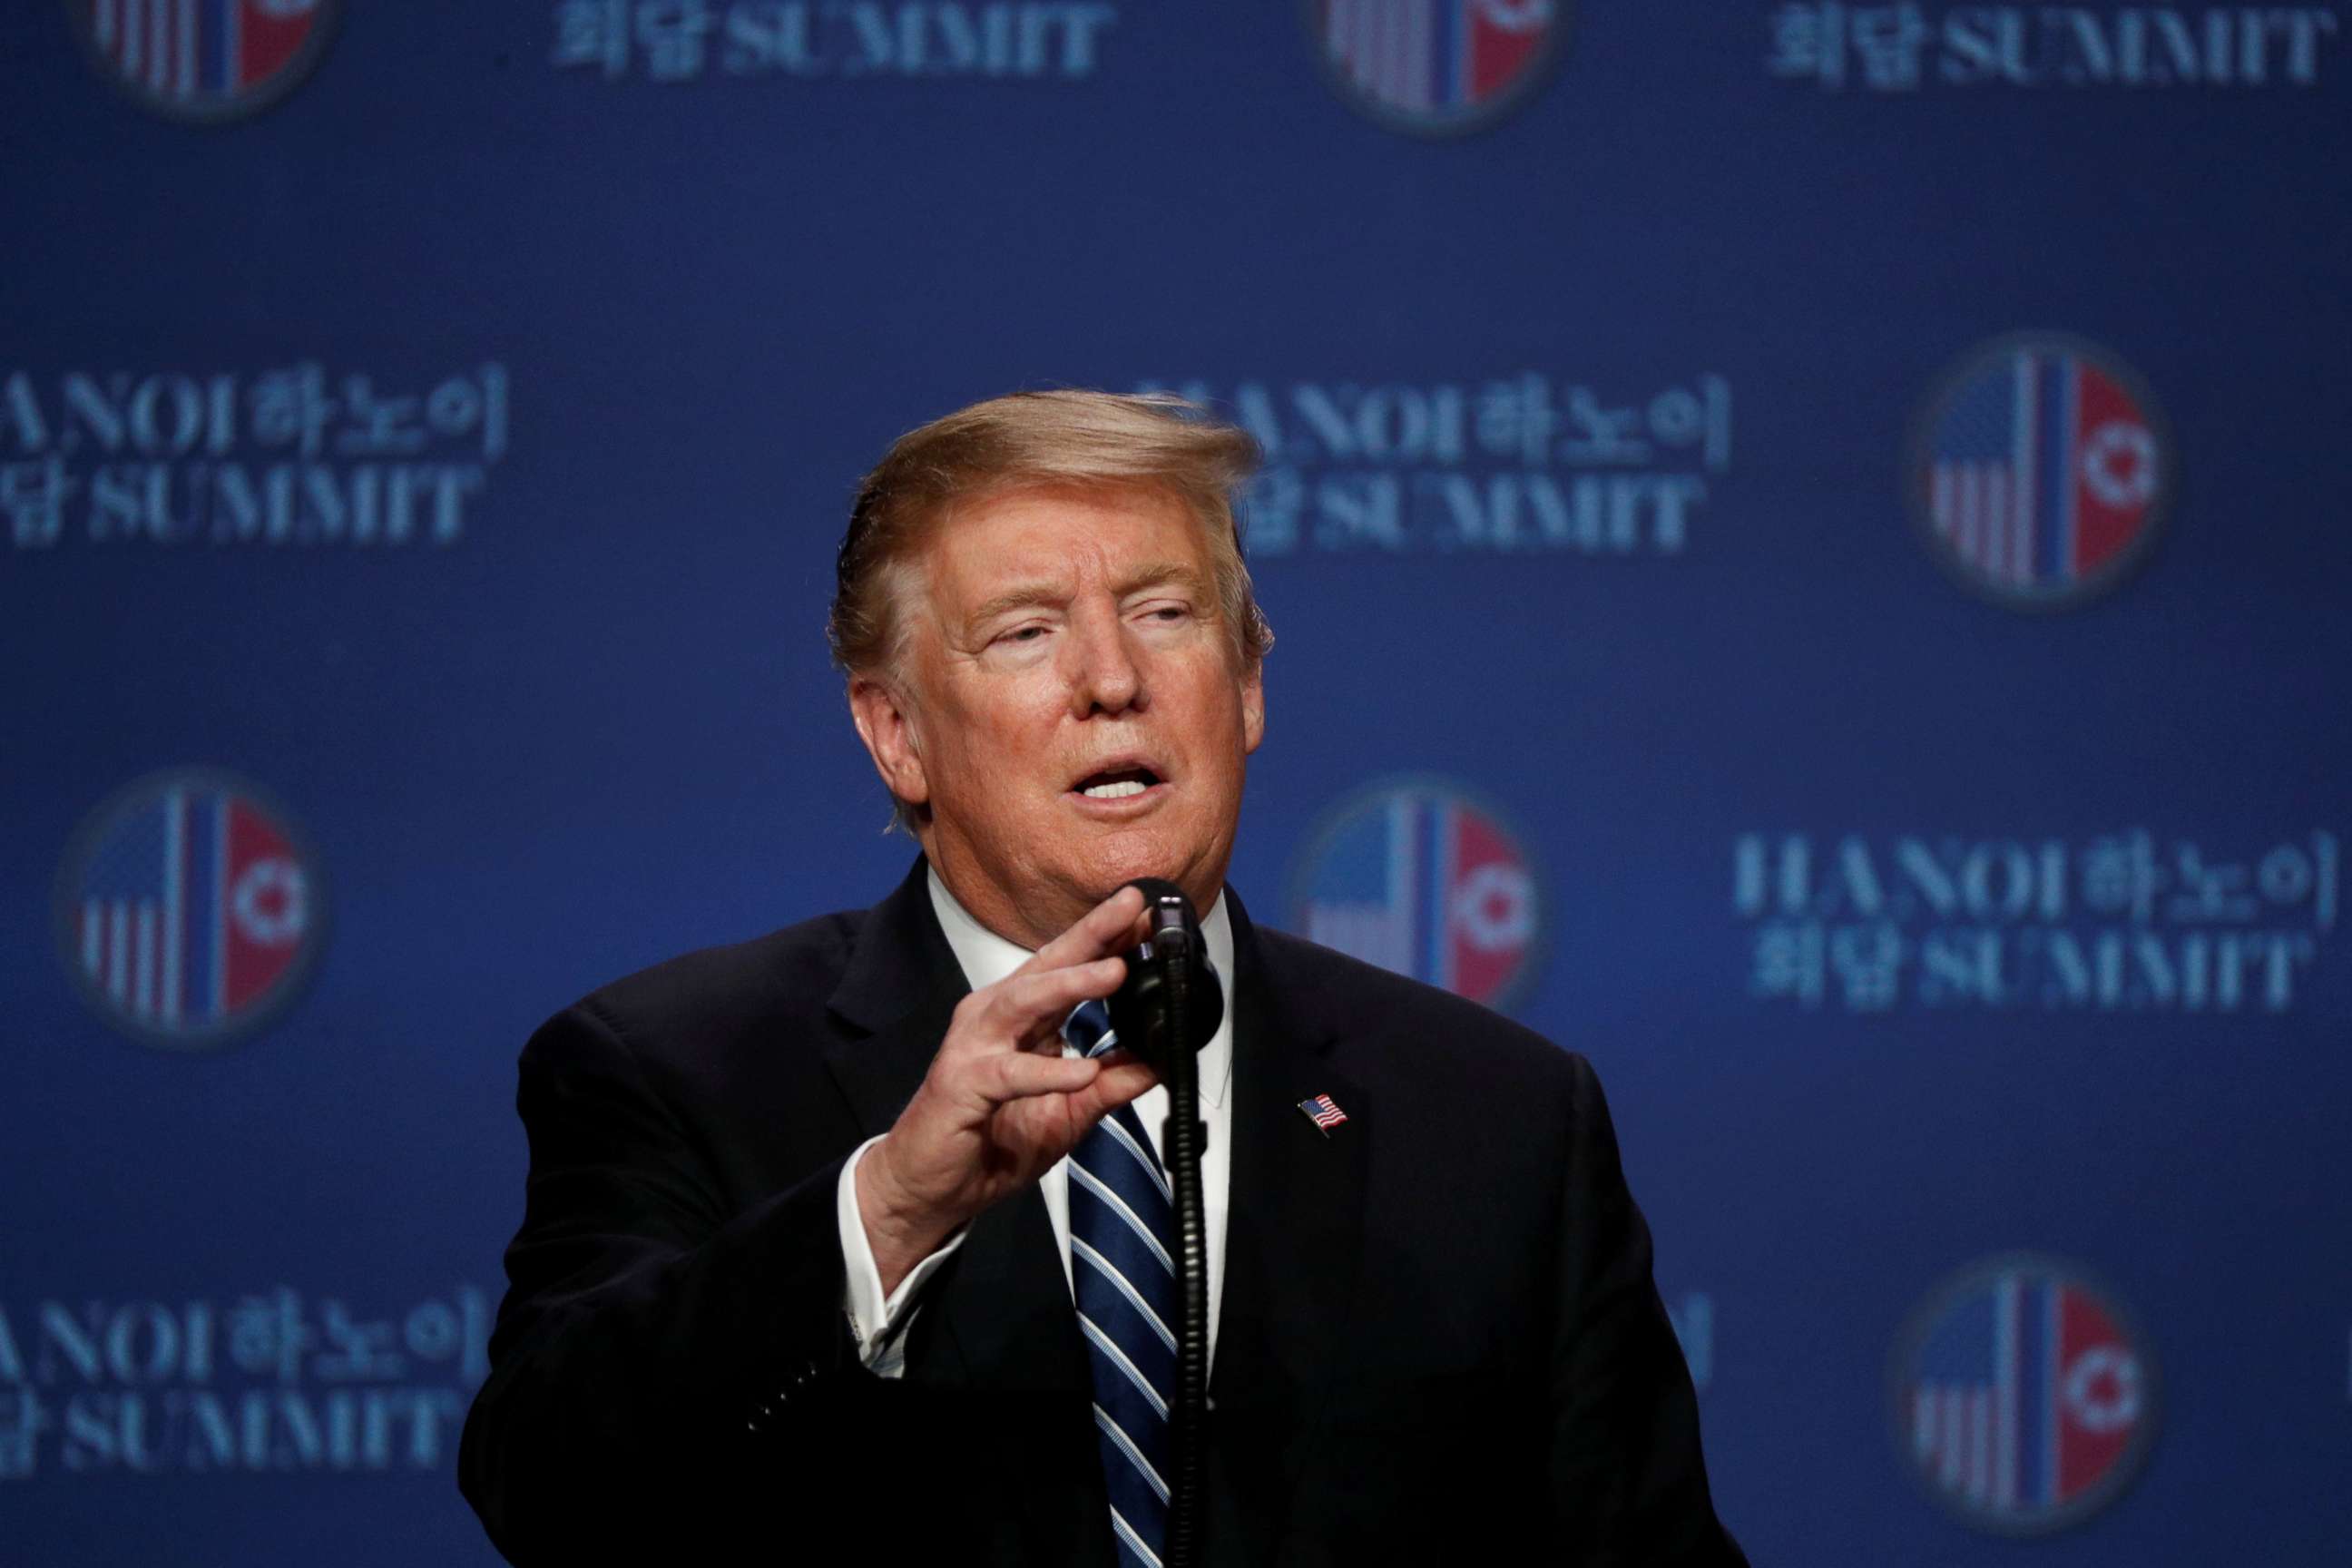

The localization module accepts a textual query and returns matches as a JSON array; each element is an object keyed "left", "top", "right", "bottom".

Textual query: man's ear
[
  {"left": 1240, "top": 659, "right": 1266, "bottom": 756},
  {"left": 848, "top": 675, "right": 930, "bottom": 808}
]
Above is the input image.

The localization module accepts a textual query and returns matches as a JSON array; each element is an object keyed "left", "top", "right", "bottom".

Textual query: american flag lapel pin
[{"left": 1297, "top": 1093, "right": 1348, "bottom": 1137}]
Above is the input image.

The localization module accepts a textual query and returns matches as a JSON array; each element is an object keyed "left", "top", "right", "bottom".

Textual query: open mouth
[{"left": 1071, "top": 766, "right": 1163, "bottom": 801}]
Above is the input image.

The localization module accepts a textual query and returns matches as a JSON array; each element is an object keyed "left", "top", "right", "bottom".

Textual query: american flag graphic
[
  {"left": 1902, "top": 1262, "right": 2151, "bottom": 1525},
  {"left": 81, "top": 0, "right": 323, "bottom": 110},
  {"left": 1922, "top": 345, "right": 2164, "bottom": 597},
  {"left": 1294, "top": 782, "right": 1536, "bottom": 1006},
  {"left": 1298, "top": 1093, "right": 1349, "bottom": 1131},
  {"left": 64, "top": 775, "right": 315, "bottom": 1039},
  {"left": 1315, "top": 0, "right": 1554, "bottom": 125}
]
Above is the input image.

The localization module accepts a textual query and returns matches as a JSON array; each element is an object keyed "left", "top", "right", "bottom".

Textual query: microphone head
[
  {"left": 1122, "top": 877, "right": 1198, "bottom": 946},
  {"left": 1110, "top": 877, "right": 1220, "bottom": 1063}
]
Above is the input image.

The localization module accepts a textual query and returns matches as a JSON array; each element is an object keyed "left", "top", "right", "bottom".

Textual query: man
[{"left": 458, "top": 391, "right": 1744, "bottom": 1565}]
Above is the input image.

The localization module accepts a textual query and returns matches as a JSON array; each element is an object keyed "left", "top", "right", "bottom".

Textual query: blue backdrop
[{"left": 6, "top": 2, "right": 2349, "bottom": 1562}]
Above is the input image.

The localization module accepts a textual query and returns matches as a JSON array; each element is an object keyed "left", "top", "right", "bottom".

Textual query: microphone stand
[{"left": 1152, "top": 920, "right": 1209, "bottom": 1568}]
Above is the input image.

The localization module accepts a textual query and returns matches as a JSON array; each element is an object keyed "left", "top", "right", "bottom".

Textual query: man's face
[{"left": 852, "top": 483, "right": 1265, "bottom": 947}]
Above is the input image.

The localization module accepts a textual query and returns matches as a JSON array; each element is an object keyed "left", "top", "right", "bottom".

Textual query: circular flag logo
[
  {"left": 54, "top": 769, "right": 326, "bottom": 1049},
  {"left": 1890, "top": 1256, "right": 2159, "bottom": 1535},
  {"left": 1909, "top": 334, "right": 2172, "bottom": 610},
  {"left": 67, "top": 0, "right": 340, "bottom": 124},
  {"left": 1287, "top": 777, "right": 1542, "bottom": 1008},
  {"left": 1306, "top": 0, "right": 1569, "bottom": 137}
]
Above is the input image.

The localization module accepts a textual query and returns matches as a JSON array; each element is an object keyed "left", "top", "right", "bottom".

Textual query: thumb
[{"left": 1069, "top": 1058, "right": 1160, "bottom": 1127}]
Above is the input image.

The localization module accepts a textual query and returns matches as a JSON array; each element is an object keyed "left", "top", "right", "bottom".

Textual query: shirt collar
[{"left": 926, "top": 865, "right": 1236, "bottom": 1111}]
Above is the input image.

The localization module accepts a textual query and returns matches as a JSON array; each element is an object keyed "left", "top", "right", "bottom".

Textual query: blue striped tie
[{"left": 1063, "top": 997, "right": 1176, "bottom": 1568}]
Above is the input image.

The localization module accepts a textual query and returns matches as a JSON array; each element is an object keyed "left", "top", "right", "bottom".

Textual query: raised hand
[{"left": 855, "top": 886, "right": 1158, "bottom": 1293}]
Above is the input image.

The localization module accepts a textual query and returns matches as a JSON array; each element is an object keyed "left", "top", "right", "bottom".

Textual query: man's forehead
[
  {"left": 939, "top": 477, "right": 1197, "bottom": 538},
  {"left": 920, "top": 483, "right": 1210, "bottom": 595}
]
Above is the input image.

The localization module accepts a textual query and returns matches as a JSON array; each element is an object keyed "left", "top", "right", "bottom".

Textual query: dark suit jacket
[{"left": 459, "top": 858, "right": 1745, "bottom": 1565}]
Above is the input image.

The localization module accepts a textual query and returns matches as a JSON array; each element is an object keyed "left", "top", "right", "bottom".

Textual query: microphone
[{"left": 1105, "top": 877, "right": 1222, "bottom": 1073}]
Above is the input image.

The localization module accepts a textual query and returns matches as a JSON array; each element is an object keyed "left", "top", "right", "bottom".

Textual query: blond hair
[{"left": 828, "top": 390, "right": 1274, "bottom": 684}]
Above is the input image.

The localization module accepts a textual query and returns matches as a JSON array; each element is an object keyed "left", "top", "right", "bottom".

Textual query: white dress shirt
[{"left": 835, "top": 868, "right": 1235, "bottom": 1377}]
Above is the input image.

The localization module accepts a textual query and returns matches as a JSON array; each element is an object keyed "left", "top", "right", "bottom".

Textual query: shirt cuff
[{"left": 837, "top": 1133, "right": 968, "bottom": 1374}]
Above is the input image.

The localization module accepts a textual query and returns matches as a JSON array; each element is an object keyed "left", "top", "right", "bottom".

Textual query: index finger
[{"left": 1017, "top": 885, "right": 1147, "bottom": 978}]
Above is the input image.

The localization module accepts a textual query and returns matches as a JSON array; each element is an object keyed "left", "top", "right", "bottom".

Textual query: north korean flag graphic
[
  {"left": 1896, "top": 1258, "right": 2156, "bottom": 1534},
  {"left": 1290, "top": 779, "right": 1540, "bottom": 1008},
  {"left": 1314, "top": 0, "right": 1562, "bottom": 132},
  {"left": 59, "top": 770, "right": 323, "bottom": 1047},
  {"left": 1918, "top": 338, "right": 2169, "bottom": 607},
  {"left": 76, "top": 0, "right": 336, "bottom": 121}
]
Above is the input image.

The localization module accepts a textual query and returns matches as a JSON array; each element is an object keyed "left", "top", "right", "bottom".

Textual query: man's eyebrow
[
  {"left": 965, "top": 564, "right": 1207, "bottom": 629},
  {"left": 1112, "top": 562, "right": 1208, "bottom": 598},
  {"left": 966, "top": 583, "right": 1066, "bottom": 628}
]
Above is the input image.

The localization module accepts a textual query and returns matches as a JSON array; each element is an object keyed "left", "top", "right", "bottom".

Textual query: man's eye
[{"left": 998, "top": 625, "right": 1049, "bottom": 644}]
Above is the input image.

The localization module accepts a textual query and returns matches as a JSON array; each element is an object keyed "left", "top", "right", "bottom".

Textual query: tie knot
[{"left": 1063, "top": 997, "right": 1117, "bottom": 1057}]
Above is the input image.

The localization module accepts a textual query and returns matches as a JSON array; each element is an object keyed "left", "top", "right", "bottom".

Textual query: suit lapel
[
  {"left": 820, "top": 858, "right": 964, "bottom": 1136},
  {"left": 820, "top": 856, "right": 1091, "bottom": 1394},
  {"left": 821, "top": 858, "right": 1109, "bottom": 1564},
  {"left": 1207, "top": 893, "right": 1371, "bottom": 1564}
]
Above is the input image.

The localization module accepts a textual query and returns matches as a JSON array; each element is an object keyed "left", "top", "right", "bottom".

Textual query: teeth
[{"left": 1082, "top": 780, "right": 1149, "bottom": 799}]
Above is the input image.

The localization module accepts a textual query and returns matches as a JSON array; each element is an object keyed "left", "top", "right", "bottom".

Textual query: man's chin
[{"left": 1068, "top": 831, "right": 1226, "bottom": 911}]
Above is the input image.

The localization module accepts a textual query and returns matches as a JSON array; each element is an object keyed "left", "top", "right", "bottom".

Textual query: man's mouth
[{"left": 1071, "top": 765, "right": 1164, "bottom": 801}]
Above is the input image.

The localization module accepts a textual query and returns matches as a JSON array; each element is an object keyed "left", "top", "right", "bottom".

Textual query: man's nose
[{"left": 1065, "top": 603, "right": 1143, "bottom": 716}]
